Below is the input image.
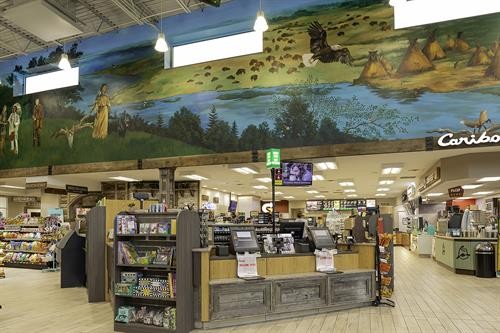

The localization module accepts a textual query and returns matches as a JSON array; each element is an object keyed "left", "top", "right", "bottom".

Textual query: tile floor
[{"left": 0, "top": 247, "right": 499, "bottom": 333}]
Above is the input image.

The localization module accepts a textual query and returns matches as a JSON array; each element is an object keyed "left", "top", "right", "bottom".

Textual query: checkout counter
[{"left": 193, "top": 225, "right": 376, "bottom": 329}]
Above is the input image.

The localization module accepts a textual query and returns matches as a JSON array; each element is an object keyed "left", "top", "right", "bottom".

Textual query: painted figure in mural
[
  {"left": 92, "top": 84, "right": 111, "bottom": 139},
  {"left": 8, "top": 103, "right": 21, "bottom": 155},
  {"left": 32, "top": 98, "right": 44, "bottom": 147},
  {"left": 0, "top": 105, "right": 8, "bottom": 155}
]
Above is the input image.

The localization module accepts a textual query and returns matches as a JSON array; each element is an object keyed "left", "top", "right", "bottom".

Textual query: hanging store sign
[
  {"left": 448, "top": 186, "right": 464, "bottom": 198},
  {"left": 25, "top": 182, "right": 47, "bottom": 190},
  {"left": 66, "top": 185, "right": 88, "bottom": 194},
  {"left": 438, "top": 132, "right": 500, "bottom": 147},
  {"left": 266, "top": 148, "right": 281, "bottom": 169},
  {"left": 418, "top": 167, "right": 441, "bottom": 192},
  {"left": 12, "top": 196, "right": 38, "bottom": 203}
]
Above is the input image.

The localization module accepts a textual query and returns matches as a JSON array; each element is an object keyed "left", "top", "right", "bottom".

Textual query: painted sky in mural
[{"left": 0, "top": 0, "right": 499, "bottom": 169}]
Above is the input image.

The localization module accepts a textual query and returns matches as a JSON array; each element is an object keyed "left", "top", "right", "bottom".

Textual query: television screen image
[
  {"left": 228, "top": 200, "right": 238, "bottom": 213},
  {"left": 281, "top": 162, "right": 313, "bottom": 186}
]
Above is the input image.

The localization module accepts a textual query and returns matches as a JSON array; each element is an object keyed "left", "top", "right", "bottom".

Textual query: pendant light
[
  {"left": 58, "top": 53, "right": 71, "bottom": 71},
  {"left": 254, "top": 0, "right": 268, "bottom": 33},
  {"left": 155, "top": 0, "right": 169, "bottom": 52}
]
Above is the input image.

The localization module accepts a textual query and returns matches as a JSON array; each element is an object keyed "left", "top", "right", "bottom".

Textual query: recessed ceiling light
[
  {"left": 315, "top": 162, "right": 337, "bottom": 170},
  {"left": 339, "top": 181, "right": 354, "bottom": 187},
  {"left": 462, "top": 184, "right": 483, "bottom": 189},
  {"left": 377, "top": 188, "right": 390, "bottom": 192},
  {"left": 455, "top": 197, "right": 473, "bottom": 200},
  {"left": 213, "top": 187, "right": 218, "bottom": 190},
  {"left": 231, "top": 166, "right": 258, "bottom": 175},
  {"left": 375, "top": 193, "right": 386, "bottom": 197},
  {"left": 473, "top": 191, "right": 494, "bottom": 195},
  {"left": 274, "top": 191, "right": 283, "bottom": 195},
  {"left": 427, "top": 193, "right": 444, "bottom": 197},
  {"left": 110, "top": 176, "right": 140, "bottom": 182},
  {"left": 347, "top": 194, "right": 358, "bottom": 197},
  {"left": 477, "top": 177, "right": 500, "bottom": 182},
  {"left": 344, "top": 189, "right": 356, "bottom": 193},
  {"left": 0, "top": 185, "right": 25, "bottom": 189},
  {"left": 312, "top": 175, "right": 325, "bottom": 181},
  {"left": 306, "top": 190, "right": 319, "bottom": 194},
  {"left": 379, "top": 180, "right": 395, "bottom": 185},
  {"left": 284, "top": 196, "right": 295, "bottom": 199},
  {"left": 315, "top": 195, "right": 325, "bottom": 198},
  {"left": 253, "top": 185, "right": 268, "bottom": 190},
  {"left": 184, "top": 174, "right": 208, "bottom": 181},
  {"left": 256, "top": 177, "right": 272, "bottom": 183}
]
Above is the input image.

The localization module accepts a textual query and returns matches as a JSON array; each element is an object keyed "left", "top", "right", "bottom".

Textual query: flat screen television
[
  {"left": 281, "top": 162, "right": 313, "bottom": 186},
  {"left": 280, "top": 221, "right": 305, "bottom": 240},
  {"left": 228, "top": 200, "right": 238, "bottom": 213}
]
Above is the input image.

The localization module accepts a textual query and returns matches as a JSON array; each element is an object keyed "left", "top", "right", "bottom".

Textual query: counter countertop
[
  {"left": 435, "top": 235, "right": 498, "bottom": 241},
  {"left": 209, "top": 269, "right": 375, "bottom": 285},
  {"left": 210, "top": 250, "right": 358, "bottom": 260}
]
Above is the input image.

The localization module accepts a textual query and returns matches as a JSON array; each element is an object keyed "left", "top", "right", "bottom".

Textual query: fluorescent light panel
[
  {"left": 339, "top": 181, "right": 354, "bottom": 187},
  {"left": 382, "top": 167, "right": 402, "bottom": 175},
  {"left": 462, "top": 184, "right": 483, "bottom": 189},
  {"left": 473, "top": 191, "right": 494, "bottom": 195},
  {"left": 25, "top": 67, "right": 79, "bottom": 95},
  {"left": 379, "top": 180, "right": 395, "bottom": 185},
  {"left": 306, "top": 190, "right": 319, "bottom": 194},
  {"left": 391, "top": 0, "right": 500, "bottom": 29},
  {"left": 344, "top": 189, "right": 356, "bottom": 193},
  {"left": 315, "top": 162, "right": 337, "bottom": 170},
  {"left": 256, "top": 177, "right": 272, "bottom": 183},
  {"left": 375, "top": 193, "right": 386, "bottom": 197},
  {"left": 110, "top": 176, "right": 140, "bottom": 182},
  {"left": 427, "top": 193, "right": 444, "bottom": 197},
  {"left": 184, "top": 174, "right": 208, "bottom": 180},
  {"left": 274, "top": 191, "right": 283, "bottom": 195},
  {"left": 232, "top": 167, "right": 258, "bottom": 175},
  {"left": 0, "top": 185, "right": 25, "bottom": 189},
  {"left": 253, "top": 185, "right": 267, "bottom": 190},
  {"left": 477, "top": 177, "right": 500, "bottom": 182},
  {"left": 315, "top": 195, "right": 325, "bottom": 198},
  {"left": 347, "top": 194, "right": 358, "bottom": 197},
  {"left": 312, "top": 175, "right": 325, "bottom": 181},
  {"left": 377, "top": 188, "right": 390, "bottom": 192},
  {"left": 172, "top": 31, "right": 263, "bottom": 68},
  {"left": 284, "top": 196, "right": 294, "bottom": 199}
]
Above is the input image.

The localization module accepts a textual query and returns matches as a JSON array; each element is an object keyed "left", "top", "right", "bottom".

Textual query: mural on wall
[{"left": 0, "top": 0, "right": 499, "bottom": 169}]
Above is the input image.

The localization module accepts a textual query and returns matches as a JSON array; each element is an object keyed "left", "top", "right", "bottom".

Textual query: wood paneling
[
  {"left": 334, "top": 253, "right": 359, "bottom": 270},
  {"left": 210, "top": 258, "right": 267, "bottom": 280},
  {"left": 0, "top": 166, "right": 48, "bottom": 178},
  {"left": 266, "top": 256, "right": 316, "bottom": 276},
  {"left": 200, "top": 250, "right": 210, "bottom": 322},
  {"left": 356, "top": 244, "right": 376, "bottom": 269}
]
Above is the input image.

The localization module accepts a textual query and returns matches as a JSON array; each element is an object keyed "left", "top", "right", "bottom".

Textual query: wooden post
[{"left": 159, "top": 167, "right": 175, "bottom": 208}]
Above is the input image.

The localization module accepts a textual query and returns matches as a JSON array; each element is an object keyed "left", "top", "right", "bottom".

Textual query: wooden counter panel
[
  {"left": 209, "top": 258, "right": 266, "bottom": 280},
  {"left": 334, "top": 253, "right": 359, "bottom": 270},
  {"left": 266, "top": 256, "right": 315, "bottom": 275},
  {"left": 357, "top": 245, "right": 376, "bottom": 269}
]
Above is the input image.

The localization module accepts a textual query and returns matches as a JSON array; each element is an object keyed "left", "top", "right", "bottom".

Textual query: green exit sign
[{"left": 266, "top": 148, "right": 281, "bottom": 169}]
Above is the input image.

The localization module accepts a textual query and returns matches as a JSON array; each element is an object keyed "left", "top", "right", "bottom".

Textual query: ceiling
[
  {"left": 1, "top": 146, "right": 500, "bottom": 202},
  {"left": 0, "top": 0, "right": 230, "bottom": 60}
]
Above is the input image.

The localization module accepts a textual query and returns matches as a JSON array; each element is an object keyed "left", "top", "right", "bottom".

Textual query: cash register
[
  {"left": 229, "top": 228, "right": 260, "bottom": 254},
  {"left": 309, "top": 228, "right": 336, "bottom": 250}
]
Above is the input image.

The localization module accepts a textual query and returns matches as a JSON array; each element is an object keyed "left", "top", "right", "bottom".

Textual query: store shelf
[
  {"left": 117, "top": 264, "right": 176, "bottom": 270},
  {"left": 115, "top": 294, "right": 176, "bottom": 302},
  {"left": 2, "top": 262, "right": 46, "bottom": 269},
  {"left": 114, "top": 322, "right": 174, "bottom": 333},
  {"left": 2, "top": 238, "right": 50, "bottom": 241},
  {"left": 3, "top": 249, "right": 48, "bottom": 254},
  {"left": 117, "top": 234, "right": 176, "bottom": 241}
]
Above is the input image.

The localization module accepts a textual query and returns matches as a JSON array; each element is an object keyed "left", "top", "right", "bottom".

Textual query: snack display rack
[
  {"left": 114, "top": 210, "right": 200, "bottom": 333},
  {"left": 0, "top": 223, "right": 58, "bottom": 270}
]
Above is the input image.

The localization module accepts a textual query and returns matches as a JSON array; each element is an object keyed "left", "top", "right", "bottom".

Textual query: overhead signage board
[
  {"left": 448, "top": 186, "right": 464, "bottom": 198},
  {"left": 25, "top": 182, "right": 47, "bottom": 190},
  {"left": 438, "top": 132, "right": 500, "bottom": 147},
  {"left": 266, "top": 148, "right": 281, "bottom": 169},
  {"left": 66, "top": 185, "right": 88, "bottom": 194},
  {"left": 418, "top": 167, "right": 441, "bottom": 193},
  {"left": 12, "top": 196, "right": 38, "bottom": 203}
]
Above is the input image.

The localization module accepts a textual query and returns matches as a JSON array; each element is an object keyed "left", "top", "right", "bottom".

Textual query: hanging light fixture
[
  {"left": 155, "top": 0, "right": 169, "bottom": 52},
  {"left": 254, "top": 0, "right": 268, "bottom": 32},
  {"left": 58, "top": 53, "right": 71, "bottom": 70}
]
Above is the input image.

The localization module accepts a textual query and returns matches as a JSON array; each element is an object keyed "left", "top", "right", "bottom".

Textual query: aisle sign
[
  {"left": 448, "top": 186, "right": 464, "bottom": 198},
  {"left": 266, "top": 148, "right": 281, "bottom": 169},
  {"left": 66, "top": 184, "right": 88, "bottom": 194}
]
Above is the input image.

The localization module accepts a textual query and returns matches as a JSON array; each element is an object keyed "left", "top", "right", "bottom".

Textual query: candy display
[
  {"left": 117, "top": 242, "right": 175, "bottom": 266},
  {"left": 1, "top": 240, "right": 48, "bottom": 252},
  {"left": 115, "top": 273, "right": 176, "bottom": 299},
  {"left": 116, "top": 215, "right": 171, "bottom": 236},
  {"left": 116, "top": 215, "right": 137, "bottom": 235},
  {"left": 115, "top": 305, "right": 176, "bottom": 329}
]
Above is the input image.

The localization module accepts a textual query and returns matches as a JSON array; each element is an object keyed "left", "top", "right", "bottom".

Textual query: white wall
[
  {"left": 200, "top": 188, "right": 231, "bottom": 215},
  {"left": 237, "top": 196, "right": 261, "bottom": 218},
  {"left": 41, "top": 193, "right": 60, "bottom": 217},
  {"left": 7, "top": 197, "right": 25, "bottom": 217}
]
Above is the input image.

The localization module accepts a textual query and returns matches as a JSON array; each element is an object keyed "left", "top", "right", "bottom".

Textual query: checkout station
[{"left": 193, "top": 220, "right": 378, "bottom": 329}]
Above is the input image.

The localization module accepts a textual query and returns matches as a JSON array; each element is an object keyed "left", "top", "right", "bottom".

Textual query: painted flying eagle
[{"left": 302, "top": 21, "right": 353, "bottom": 67}]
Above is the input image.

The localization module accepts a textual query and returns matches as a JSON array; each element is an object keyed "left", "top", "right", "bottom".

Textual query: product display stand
[
  {"left": 372, "top": 230, "right": 395, "bottom": 308},
  {"left": 114, "top": 210, "right": 200, "bottom": 333}
]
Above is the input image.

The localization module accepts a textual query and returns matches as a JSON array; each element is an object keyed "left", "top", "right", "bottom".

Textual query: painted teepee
[
  {"left": 358, "top": 51, "right": 391, "bottom": 79},
  {"left": 445, "top": 34, "right": 455, "bottom": 50},
  {"left": 455, "top": 32, "right": 470, "bottom": 52},
  {"left": 485, "top": 47, "right": 500, "bottom": 80},
  {"left": 468, "top": 44, "right": 491, "bottom": 66},
  {"left": 397, "top": 38, "right": 433, "bottom": 74},
  {"left": 422, "top": 29, "right": 446, "bottom": 60}
]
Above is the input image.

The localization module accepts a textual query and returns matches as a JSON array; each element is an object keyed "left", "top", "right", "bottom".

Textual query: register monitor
[
  {"left": 230, "top": 228, "right": 260, "bottom": 254},
  {"left": 309, "top": 228, "right": 336, "bottom": 250},
  {"left": 279, "top": 221, "right": 305, "bottom": 240}
]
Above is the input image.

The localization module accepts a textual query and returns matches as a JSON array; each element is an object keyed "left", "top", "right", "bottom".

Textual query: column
[{"left": 159, "top": 167, "right": 176, "bottom": 208}]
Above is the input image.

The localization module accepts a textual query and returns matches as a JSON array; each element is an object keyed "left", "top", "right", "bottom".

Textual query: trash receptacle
[{"left": 475, "top": 242, "right": 496, "bottom": 278}]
